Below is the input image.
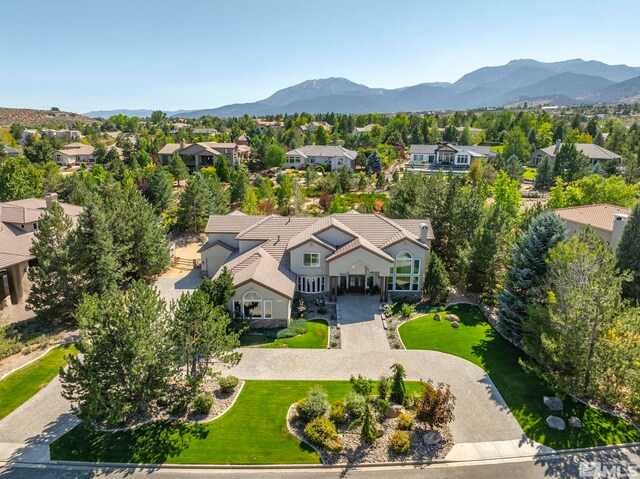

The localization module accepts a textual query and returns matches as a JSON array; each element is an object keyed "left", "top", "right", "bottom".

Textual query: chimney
[
  {"left": 554, "top": 139, "right": 562, "bottom": 154},
  {"left": 45, "top": 192, "right": 58, "bottom": 209},
  {"left": 179, "top": 139, "right": 186, "bottom": 149},
  {"left": 419, "top": 223, "right": 429, "bottom": 243},
  {"left": 611, "top": 213, "right": 629, "bottom": 249}
]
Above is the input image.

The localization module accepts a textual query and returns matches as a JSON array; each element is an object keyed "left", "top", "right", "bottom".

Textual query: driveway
[{"left": 155, "top": 268, "right": 203, "bottom": 303}]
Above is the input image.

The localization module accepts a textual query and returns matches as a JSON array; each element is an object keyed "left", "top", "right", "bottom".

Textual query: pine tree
[
  {"left": 498, "top": 212, "right": 566, "bottom": 341},
  {"left": 617, "top": 203, "right": 640, "bottom": 302},
  {"left": 534, "top": 157, "right": 554, "bottom": 190},
  {"left": 177, "top": 175, "right": 213, "bottom": 233},
  {"left": 27, "top": 202, "right": 77, "bottom": 323},
  {"left": 198, "top": 267, "right": 236, "bottom": 307},
  {"left": 365, "top": 151, "right": 382, "bottom": 175},
  {"left": 423, "top": 253, "right": 450, "bottom": 305},
  {"left": 229, "top": 168, "right": 248, "bottom": 206},
  {"left": 360, "top": 404, "right": 377, "bottom": 445},
  {"left": 202, "top": 173, "right": 230, "bottom": 215},
  {"left": 390, "top": 363, "right": 407, "bottom": 405},
  {"left": 169, "top": 153, "right": 188, "bottom": 186},
  {"left": 553, "top": 141, "right": 588, "bottom": 182},
  {"left": 143, "top": 166, "right": 172, "bottom": 212},
  {"left": 70, "top": 203, "right": 121, "bottom": 295}
]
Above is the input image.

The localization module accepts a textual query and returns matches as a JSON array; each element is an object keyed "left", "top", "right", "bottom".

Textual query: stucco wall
[
  {"left": 207, "top": 233, "right": 239, "bottom": 249},
  {"left": 383, "top": 239, "right": 429, "bottom": 290},
  {"left": 289, "top": 242, "right": 332, "bottom": 276},
  {"left": 231, "top": 282, "right": 291, "bottom": 325},
  {"left": 327, "top": 249, "right": 393, "bottom": 277},
  {"left": 201, "top": 244, "right": 233, "bottom": 278},
  {"left": 563, "top": 221, "right": 613, "bottom": 246}
]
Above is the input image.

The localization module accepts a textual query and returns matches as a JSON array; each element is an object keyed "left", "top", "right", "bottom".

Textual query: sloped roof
[
  {"left": 326, "top": 237, "right": 394, "bottom": 263},
  {"left": 287, "top": 216, "right": 359, "bottom": 250},
  {"left": 236, "top": 216, "right": 317, "bottom": 262},
  {"left": 57, "top": 142, "right": 95, "bottom": 156},
  {"left": 285, "top": 145, "right": 357, "bottom": 160},
  {"left": 197, "top": 239, "right": 237, "bottom": 254},
  {"left": 205, "top": 214, "right": 265, "bottom": 234},
  {"left": 555, "top": 204, "right": 631, "bottom": 232},
  {"left": 537, "top": 143, "right": 620, "bottom": 160},
  {"left": 0, "top": 223, "right": 34, "bottom": 269},
  {"left": 409, "top": 143, "right": 493, "bottom": 156}
]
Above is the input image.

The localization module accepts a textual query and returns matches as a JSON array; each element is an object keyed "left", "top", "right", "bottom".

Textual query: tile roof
[
  {"left": 409, "top": 143, "right": 494, "bottom": 156},
  {"left": 0, "top": 224, "right": 34, "bottom": 269},
  {"left": 57, "top": 142, "right": 95, "bottom": 156},
  {"left": 326, "top": 237, "right": 394, "bottom": 263},
  {"left": 285, "top": 145, "right": 357, "bottom": 160},
  {"left": 555, "top": 204, "right": 631, "bottom": 232},
  {"left": 538, "top": 143, "right": 621, "bottom": 160},
  {"left": 205, "top": 214, "right": 265, "bottom": 234}
]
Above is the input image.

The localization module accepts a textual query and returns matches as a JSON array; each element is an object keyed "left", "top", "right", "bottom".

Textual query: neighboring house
[
  {"left": 530, "top": 140, "right": 621, "bottom": 167},
  {"left": 555, "top": 204, "right": 630, "bottom": 248},
  {"left": 409, "top": 143, "right": 495, "bottom": 168},
  {"left": 353, "top": 124, "right": 378, "bottom": 134},
  {"left": 200, "top": 211, "right": 434, "bottom": 327},
  {"left": 3, "top": 146, "right": 19, "bottom": 157},
  {"left": 256, "top": 120, "right": 284, "bottom": 130},
  {"left": 19, "top": 128, "right": 82, "bottom": 145},
  {"left": 283, "top": 145, "right": 357, "bottom": 171},
  {"left": 158, "top": 140, "right": 241, "bottom": 171},
  {"left": 300, "top": 121, "right": 333, "bottom": 134},
  {"left": 0, "top": 194, "right": 82, "bottom": 306},
  {"left": 53, "top": 142, "right": 122, "bottom": 166}
]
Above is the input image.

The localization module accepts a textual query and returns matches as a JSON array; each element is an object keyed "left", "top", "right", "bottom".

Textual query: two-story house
[
  {"left": 409, "top": 143, "right": 494, "bottom": 168},
  {"left": 200, "top": 211, "right": 434, "bottom": 327},
  {"left": 158, "top": 140, "right": 241, "bottom": 172},
  {"left": 283, "top": 145, "right": 357, "bottom": 171}
]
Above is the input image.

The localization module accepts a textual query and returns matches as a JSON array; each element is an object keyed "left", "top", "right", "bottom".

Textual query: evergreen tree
[
  {"left": 423, "top": 253, "right": 450, "bottom": 305},
  {"left": 553, "top": 141, "right": 588, "bottom": 182},
  {"left": 169, "top": 153, "right": 188, "bottom": 186},
  {"left": 216, "top": 156, "right": 230, "bottom": 182},
  {"left": 143, "top": 166, "right": 172, "bottom": 212},
  {"left": 502, "top": 127, "right": 531, "bottom": 164},
  {"left": 198, "top": 267, "right": 236, "bottom": 307},
  {"left": 177, "top": 175, "right": 213, "bottom": 233},
  {"left": 27, "top": 202, "right": 76, "bottom": 323},
  {"left": 390, "top": 363, "right": 407, "bottom": 405},
  {"left": 61, "top": 282, "right": 177, "bottom": 427},
  {"left": 360, "top": 404, "right": 377, "bottom": 445},
  {"left": 617, "top": 203, "right": 640, "bottom": 302},
  {"left": 277, "top": 174, "right": 293, "bottom": 215},
  {"left": 69, "top": 203, "right": 121, "bottom": 295},
  {"left": 593, "top": 131, "right": 605, "bottom": 147},
  {"left": 314, "top": 126, "right": 329, "bottom": 145},
  {"left": 534, "top": 157, "right": 554, "bottom": 190},
  {"left": 229, "top": 168, "right": 249, "bottom": 206},
  {"left": 365, "top": 151, "right": 382, "bottom": 175},
  {"left": 0, "top": 156, "right": 43, "bottom": 201},
  {"left": 498, "top": 212, "right": 566, "bottom": 341},
  {"left": 442, "top": 124, "right": 458, "bottom": 143},
  {"left": 202, "top": 173, "right": 230, "bottom": 215}
]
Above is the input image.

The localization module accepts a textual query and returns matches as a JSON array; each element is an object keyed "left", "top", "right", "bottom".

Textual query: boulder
[
  {"left": 387, "top": 404, "right": 405, "bottom": 418},
  {"left": 546, "top": 416, "right": 566, "bottom": 431},
  {"left": 543, "top": 396, "right": 564, "bottom": 411},
  {"left": 451, "top": 321, "right": 459, "bottom": 328},
  {"left": 434, "top": 313, "right": 442, "bottom": 321},
  {"left": 568, "top": 416, "right": 582, "bottom": 428},
  {"left": 446, "top": 314, "right": 459, "bottom": 322},
  {"left": 376, "top": 424, "right": 385, "bottom": 438},
  {"left": 423, "top": 430, "right": 443, "bottom": 445}
]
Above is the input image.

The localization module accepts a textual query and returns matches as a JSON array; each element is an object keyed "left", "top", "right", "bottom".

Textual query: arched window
[
  {"left": 242, "top": 291, "right": 268, "bottom": 319},
  {"left": 391, "top": 251, "right": 420, "bottom": 291}
]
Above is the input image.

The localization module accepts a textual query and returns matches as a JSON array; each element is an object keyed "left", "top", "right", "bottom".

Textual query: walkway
[{"left": 337, "top": 296, "right": 389, "bottom": 352}]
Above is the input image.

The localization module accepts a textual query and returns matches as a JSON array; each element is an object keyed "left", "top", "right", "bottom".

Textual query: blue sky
[{"left": 1, "top": 0, "right": 639, "bottom": 112}]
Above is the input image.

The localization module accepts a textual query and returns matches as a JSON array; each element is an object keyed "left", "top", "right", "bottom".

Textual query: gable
[{"left": 315, "top": 226, "right": 354, "bottom": 246}]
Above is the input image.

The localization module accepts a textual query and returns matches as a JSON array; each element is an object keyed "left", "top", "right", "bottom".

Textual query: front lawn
[
  {"left": 50, "top": 380, "right": 422, "bottom": 464},
  {"left": 0, "top": 343, "right": 77, "bottom": 420},
  {"left": 240, "top": 319, "right": 328, "bottom": 349},
  {"left": 398, "top": 304, "right": 640, "bottom": 450},
  {"left": 524, "top": 167, "right": 537, "bottom": 181}
]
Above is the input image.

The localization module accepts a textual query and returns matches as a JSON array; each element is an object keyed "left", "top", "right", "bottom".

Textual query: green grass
[
  {"left": 50, "top": 380, "right": 422, "bottom": 464},
  {"left": 240, "top": 319, "right": 328, "bottom": 349},
  {"left": 490, "top": 145, "right": 504, "bottom": 153},
  {"left": 524, "top": 167, "right": 537, "bottom": 181},
  {"left": 398, "top": 304, "right": 640, "bottom": 449},
  {"left": 0, "top": 343, "right": 77, "bottom": 420}
]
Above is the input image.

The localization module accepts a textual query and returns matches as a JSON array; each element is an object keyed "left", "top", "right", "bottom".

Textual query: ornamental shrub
[
  {"left": 397, "top": 413, "right": 413, "bottom": 430},
  {"left": 297, "top": 386, "right": 330, "bottom": 420},
  {"left": 276, "top": 327, "right": 297, "bottom": 338},
  {"left": 192, "top": 393, "right": 214, "bottom": 415},
  {"left": 400, "top": 303, "right": 416, "bottom": 318},
  {"left": 413, "top": 380, "right": 456, "bottom": 429},
  {"left": 378, "top": 375, "right": 392, "bottom": 400},
  {"left": 390, "top": 363, "right": 407, "bottom": 405},
  {"left": 350, "top": 374, "right": 374, "bottom": 397},
  {"left": 329, "top": 401, "right": 347, "bottom": 425},
  {"left": 374, "top": 398, "right": 390, "bottom": 418},
  {"left": 304, "top": 416, "right": 343, "bottom": 452},
  {"left": 361, "top": 404, "right": 377, "bottom": 445},
  {"left": 389, "top": 430, "right": 411, "bottom": 454},
  {"left": 218, "top": 375, "right": 239, "bottom": 394},
  {"left": 344, "top": 391, "right": 367, "bottom": 418},
  {"left": 289, "top": 319, "right": 308, "bottom": 335}
]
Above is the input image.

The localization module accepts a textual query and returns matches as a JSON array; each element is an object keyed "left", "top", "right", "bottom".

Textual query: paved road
[{"left": 2, "top": 445, "right": 640, "bottom": 478}]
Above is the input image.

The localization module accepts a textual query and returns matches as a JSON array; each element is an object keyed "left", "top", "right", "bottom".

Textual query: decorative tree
[
  {"left": 423, "top": 253, "right": 450, "bottom": 305},
  {"left": 360, "top": 404, "right": 377, "bottom": 445},
  {"left": 617, "top": 203, "right": 640, "bottom": 302},
  {"left": 169, "top": 153, "right": 188, "bottom": 186},
  {"left": 366, "top": 151, "right": 382, "bottom": 175},
  {"left": 390, "top": 363, "right": 407, "bottom": 405}
]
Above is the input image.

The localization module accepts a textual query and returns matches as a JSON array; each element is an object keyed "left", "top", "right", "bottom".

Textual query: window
[
  {"left": 297, "top": 276, "right": 325, "bottom": 293},
  {"left": 456, "top": 154, "right": 469, "bottom": 165},
  {"left": 303, "top": 253, "right": 320, "bottom": 267},
  {"left": 264, "top": 301, "right": 272, "bottom": 319},
  {"left": 390, "top": 251, "right": 420, "bottom": 291},
  {"left": 239, "top": 290, "right": 274, "bottom": 319},
  {"left": 413, "top": 154, "right": 423, "bottom": 162}
]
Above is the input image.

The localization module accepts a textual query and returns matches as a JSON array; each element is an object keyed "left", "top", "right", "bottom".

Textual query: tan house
[
  {"left": 0, "top": 194, "right": 82, "bottom": 306},
  {"left": 555, "top": 204, "right": 630, "bottom": 248},
  {"left": 200, "top": 211, "right": 434, "bottom": 327},
  {"left": 408, "top": 143, "right": 495, "bottom": 170},
  {"left": 158, "top": 140, "right": 243, "bottom": 171},
  {"left": 283, "top": 145, "right": 357, "bottom": 171},
  {"left": 54, "top": 142, "right": 122, "bottom": 166},
  {"left": 530, "top": 140, "right": 621, "bottom": 167}
]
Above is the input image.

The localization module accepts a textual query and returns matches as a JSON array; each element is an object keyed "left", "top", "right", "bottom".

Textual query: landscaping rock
[
  {"left": 451, "top": 321, "right": 459, "bottom": 328},
  {"left": 423, "top": 430, "right": 443, "bottom": 445},
  {"left": 568, "top": 416, "right": 582, "bottom": 428},
  {"left": 445, "top": 314, "right": 459, "bottom": 322},
  {"left": 546, "top": 416, "right": 565, "bottom": 430},
  {"left": 376, "top": 424, "right": 385, "bottom": 438},
  {"left": 543, "top": 396, "right": 564, "bottom": 411},
  {"left": 434, "top": 313, "right": 442, "bottom": 321},
  {"left": 387, "top": 404, "right": 405, "bottom": 418}
]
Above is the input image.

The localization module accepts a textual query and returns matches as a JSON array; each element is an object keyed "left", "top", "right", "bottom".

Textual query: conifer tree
[
  {"left": 177, "top": 175, "right": 213, "bottom": 233},
  {"left": 617, "top": 203, "right": 640, "bottom": 302},
  {"left": 423, "top": 253, "right": 450, "bottom": 305},
  {"left": 216, "top": 156, "right": 230, "bottom": 182},
  {"left": 169, "top": 152, "right": 188, "bottom": 186},
  {"left": 366, "top": 151, "right": 382, "bottom": 175},
  {"left": 360, "top": 404, "right": 377, "bottom": 445},
  {"left": 534, "top": 157, "right": 554, "bottom": 190},
  {"left": 143, "top": 166, "right": 172, "bottom": 212}
]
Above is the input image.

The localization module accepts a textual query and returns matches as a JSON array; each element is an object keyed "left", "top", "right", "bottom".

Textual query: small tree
[
  {"left": 360, "top": 404, "right": 377, "bottom": 445},
  {"left": 169, "top": 153, "right": 188, "bottom": 186},
  {"left": 264, "top": 144, "right": 286, "bottom": 168},
  {"left": 390, "top": 363, "right": 407, "bottom": 405},
  {"left": 413, "top": 380, "right": 456, "bottom": 429},
  {"left": 177, "top": 175, "right": 213, "bottom": 233},
  {"left": 366, "top": 151, "right": 382, "bottom": 175},
  {"left": 216, "top": 156, "right": 230, "bottom": 182},
  {"left": 534, "top": 157, "right": 554, "bottom": 190},
  {"left": 423, "top": 253, "right": 450, "bottom": 305},
  {"left": 198, "top": 267, "right": 236, "bottom": 307}
]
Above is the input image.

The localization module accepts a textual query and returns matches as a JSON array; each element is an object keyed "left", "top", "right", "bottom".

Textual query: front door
[{"left": 348, "top": 275, "right": 365, "bottom": 295}]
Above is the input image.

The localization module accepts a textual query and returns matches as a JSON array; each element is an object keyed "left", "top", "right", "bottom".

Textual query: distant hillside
[
  {"left": 0, "top": 107, "right": 97, "bottom": 128},
  {"left": 83, "top": 109, "right": 188, "bottom": 119},
  {"left": 584, "top": 75, "right": 640, "bottom": 103}
]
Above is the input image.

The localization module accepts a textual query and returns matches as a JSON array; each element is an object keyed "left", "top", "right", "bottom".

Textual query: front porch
[{"left": 326, "top": 265, "right": 390, "bottom": 302}]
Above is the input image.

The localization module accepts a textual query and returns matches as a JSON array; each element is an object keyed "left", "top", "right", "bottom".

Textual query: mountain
[
  {"left": 584, "top": 75, "right": 640, "bottom": 103},
  {"left": 83, "top": 109, "right": 188, "bottom": 118}
]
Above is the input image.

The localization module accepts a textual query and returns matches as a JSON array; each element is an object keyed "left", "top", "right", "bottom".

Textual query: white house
[
  {"left": 409, "top": 143, "right": 494, "bottom": 168},
  {"left": 200, "top": 211, "right": 434, "bottom": 327},
  {"left": 283, "top": 145, "right": 357, "bottom": 171}
]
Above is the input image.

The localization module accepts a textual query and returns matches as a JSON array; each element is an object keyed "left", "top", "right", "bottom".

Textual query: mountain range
[{"left": 83, "top": 59, "right": 640, "bottom": 118}]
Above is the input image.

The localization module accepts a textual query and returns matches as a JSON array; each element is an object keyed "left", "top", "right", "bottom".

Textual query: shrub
[
  {"left": 192, "top": 393, "right": 213, "bottom": 415},
  {"left": 344, "top": 391, "right": 367, "bottom": 418},
  {"left": 350, "top": 374, "right": 374, "bottom": 397},
  {"left": 297, "top": 386, "right": 330, "bottom": 420},
  {"left": 389, "top": 430, "right": 411, "bottom": 454},
  {"left": 378, "top": 375, "right": 392, "bottom": 400},
  {"left": 374, "top": 398, "right": 390, "bottom": 418},
  {"left": 397, "top": 413, "right": 413, "bottom": 430},
  {"left": 413, "top": 380, "right": 456, "bottom": 429},
  {"left": 218, "top": 375, "right": 239, "bottom": 394},
  {"left": 304, "top": 416, "right": 343, "bottom": 452},
  {"left": 400, "top": 303, "right": 416, "bottom": 318},
  {"left": 390, "top": 363, "right": 407, "bottom": 405},
  {"left": 361, "top": 404, "right": 377, "bottom": 445},
  {"left": 329, "top": 401, "right": 347, "bottom": 425},
  {"left": 289, "top": 319, "right": 308, "bottom": 335},
  {"left": 276, "top": 327, "right": 297, "bottom": 338},
  {"left": 381, "top": 304, "right": 393, "bottom": 317}
]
